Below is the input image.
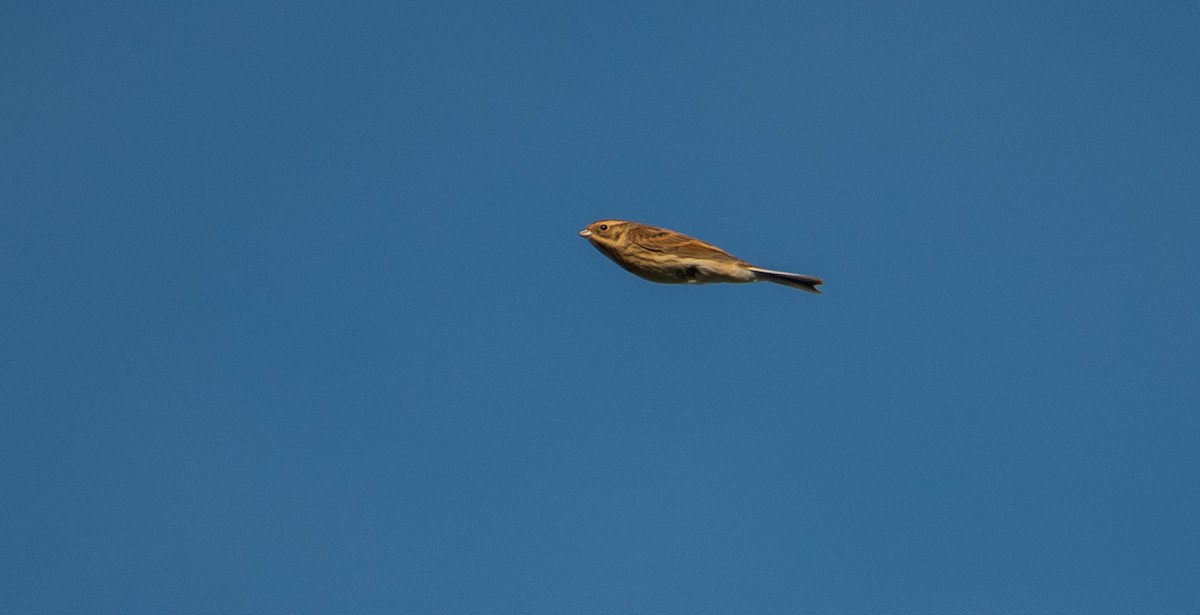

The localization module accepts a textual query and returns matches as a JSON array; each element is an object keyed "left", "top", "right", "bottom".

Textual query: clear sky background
[{"left": 3, "top": 2, "right": 1198, "bottom": 612}]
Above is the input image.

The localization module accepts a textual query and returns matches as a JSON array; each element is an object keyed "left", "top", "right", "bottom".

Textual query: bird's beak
[{"left": 578, "top": 229, "right": 593, "bottom": 237}]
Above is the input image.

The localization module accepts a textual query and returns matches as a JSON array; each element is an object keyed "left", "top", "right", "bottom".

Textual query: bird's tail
[{"left": 748, "top": 267, "right": 823, "bottom": 294}]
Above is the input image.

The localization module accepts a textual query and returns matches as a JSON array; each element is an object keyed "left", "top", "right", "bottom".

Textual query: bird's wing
[{"left": 628, "top": 226, "right": 741, "bottom": 261}]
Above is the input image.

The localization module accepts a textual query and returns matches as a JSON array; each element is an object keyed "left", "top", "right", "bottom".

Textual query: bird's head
[{"left": 578, "top": 220, "right": 632, "bottom": 248}]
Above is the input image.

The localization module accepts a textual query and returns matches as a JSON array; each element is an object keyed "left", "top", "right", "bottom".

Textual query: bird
[{"left": 578, "top": 219, "right": 823, "bottom": 294}]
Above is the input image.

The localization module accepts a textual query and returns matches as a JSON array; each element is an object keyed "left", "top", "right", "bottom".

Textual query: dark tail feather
[{"left": 748, "top": 267, "right": 823, "bottom": 294}]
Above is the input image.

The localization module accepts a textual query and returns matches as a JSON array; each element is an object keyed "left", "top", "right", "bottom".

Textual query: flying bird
[{"left": 578, "top": 219, "right": 823, "bottom": 294}]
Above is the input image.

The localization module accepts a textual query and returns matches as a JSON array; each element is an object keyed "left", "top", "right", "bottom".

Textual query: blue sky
[{"left": 3, "top": 1, "right": 1198, "bottom": 612}]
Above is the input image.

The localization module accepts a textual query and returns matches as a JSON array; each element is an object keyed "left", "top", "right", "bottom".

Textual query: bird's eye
[{"left": 599, "top": 224, "right": 608, "bottom": 231}]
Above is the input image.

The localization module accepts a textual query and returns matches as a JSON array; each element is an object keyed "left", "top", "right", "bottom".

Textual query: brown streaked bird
[{"left": 578, "top": 219, "right": 823, "bottom": 294}]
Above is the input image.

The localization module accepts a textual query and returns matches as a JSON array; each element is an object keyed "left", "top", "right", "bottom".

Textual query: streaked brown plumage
[{"left": 578, "top": 219, "right": 823, "bottom": 294}]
